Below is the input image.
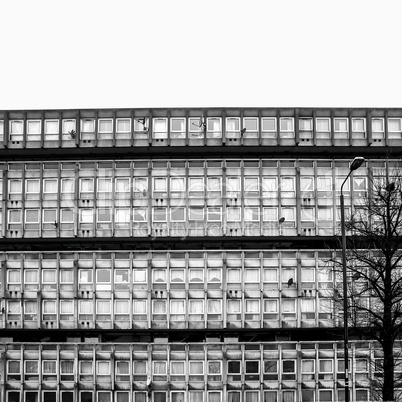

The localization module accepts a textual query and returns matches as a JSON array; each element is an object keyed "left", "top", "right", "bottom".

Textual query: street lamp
[{"left": 340, "top": 156, "right": 365, "bottom": 402}]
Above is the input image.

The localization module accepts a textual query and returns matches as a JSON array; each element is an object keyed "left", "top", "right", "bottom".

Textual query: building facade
[{"left": 0, "top": 108, "right": 401, "bottom": 402}]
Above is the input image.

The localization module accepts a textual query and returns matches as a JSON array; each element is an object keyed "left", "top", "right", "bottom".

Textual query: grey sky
[{"left": 1, "top": 0, "right": 401, "bottom": 110}]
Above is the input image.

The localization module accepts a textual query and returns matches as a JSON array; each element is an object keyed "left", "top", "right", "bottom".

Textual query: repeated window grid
[
  {"left": 2, "top": 115, "right": 400, "bottom": 143},
  {"left": 0, "top": 341, "right": 377, "bottom": 402}
]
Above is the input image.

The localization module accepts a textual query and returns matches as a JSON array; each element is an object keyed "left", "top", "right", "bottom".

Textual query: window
[
  {"left": 25, "top": 179, "right": 40, "bottom": 194},
  {"left": 189, "top": 300, "right": 204, "bottom": 317},
  {"left": 42, "top": 210, "right": 57, "bottom": 228},
  {"left": 61, "top": 178, "right": 75, "bottom": 194},
  {"left": 207, "top": 177, "right": 222, "bottom": 194},
  {"left": 170, "top": 118, "right": 186, "bottom": 138},
  {"left": 299, "top": 118, "right": 313, "bottom": 139},
  {"left": 227, "top": 207, "right": 241, "bottom": 222},
  {"left": 25, "top": 360, "right": 39, "bottom": 380},
  {"left": 207, "top": 300, "right": 222, "bottom": 317},
  {"left": 263, "top": 391, "right": 278, "bottom": 402},
  {"left": 317, "top": 176, "right": 332, "bottom": 192},
  {"left": 243, "top": 117, "right": 258, "bottom": 138},
  {"left": 80, "top": 361, "right": 93, "bottom": 380},
  {"left": 264, "top": 360, "right": 278, "bottom": 380},
  {"left": 116, "top": 118, "right": 131, "bottom": 138},
  {"left": 60, "top": 300, "right": 74, "bottom": 321},
  {"left": 45, "top": 119, "right": 59, "bottom": 140},
  {"left": 153, "top": 361, "right": 167, "bottom": 376},
  {"left": 189, "top": 361, "right": 204, "bottom": 382},
  {"left": 9, "top": 179, "right": 22, "bottom": 194},
  {"left": 264, "top": 268, "right": 278, "bottom": 283},
  {"left": 301, "top": 207, "right": 315, "bottom": 222},
  {"left": 60, "top": 360, "right": 74, "bottom": 381},
  {"left": 80, "top": 209, "right": 94, "bottom": 223},
  {"left": 115, "top": 361, "right": 130, "bottom": 381},
  {"left": 25, "top": 392, "right": 40, "bottom": 402},
  {"left": 206, "top": 118, "right": 222, "bottom": 138},
  {"left": 207, "top": 361, "right": 222, "bottom": 380},
  {"left": 353, "top": 177, "right": 367, "bottom": 195},
  {"left": 282, "top": 299, "right": 295, "bottom": 319},
  {"left": 207, "top": 207, "right": 221, "bottom": 221},
  {"left": 318, "top": 390, "right": 332, "bottom": 402},
  {"left": 97, "top": 178, "right": 112, "bottom": 194},
  {"left": 388, "top": 117, "right": 402, "bottom": 139},
  {"left": 189, "top": 177, "right": 204, "bottom": 197},
  {"left": 189, "top": 117, "right": 204, "bottom": 137},
  {"left": 227, "top": 300, "right": 241, "bottom": 317},
  {"left": 97, "top": 208, "right": 112, "bottom": 225},
  {"left": 80, "top": 178, "right": 94, "bottom": 193},
  {"left": 170, "top": 361, "right": 185, "bottom": 379},
  {"left": 282, "top": 360, "right": 296, "bottom": 380},
  {"left": 96, "top": 269, "right": 111, "bottom": 290},
  {"left": 352, "top": 118, "right": 366, "bottom": 139},
  {"left": 280, "top": 177, "right": 295, "bottom": 197},
  {"left": 372, "top": 118, "right": 385, "bottom": 139},
  {"left": 27, "top": 120, "right": 41, "bottom": 140},
  {"left": 97, "top": 361, "right": 111, "bottom": 375},
  {"left": 62, "top": 119, "right": 76, "bottom": 137},
  {"left": 24, "top": 270, "right": 39, "bottom": 289},
  {"left": 79, "top": 269, "right": 93, "bottom": 284},
  {"left": 261, "top": 117, "right": 276, "bottom": 138},
  {"left": 134, "top": 117, "right": 149, "bottom": 131},
  {"left": 8, "top": 209, "right": 22, "bottom": 226},
  {"left": 133, "top": 300, "right": 147, "bottom": 317},
  {"left": 61, "top": 209, "right": 74, "bottom": 224},
  {"left": 227, "top": 177, "right": 241, "bottom": 194},
  {"left": 263, "top": 300, "right": 278, "bottom": 319},
  {"left": 10, "top": 120, "right": 23, "bottom": 140},
  {"left": 98, "top": 119, "right": 113, "bottom": 133},
  {"left": 226, "top": 117, "right": 240, "bottom": 138},
  {"left": 7, "top": 392, "right": 21, "bottom": 402},
  {"left": 7, "top": 269, "right": 21, "bottom": 290},
  {"left": 301, "top": 299, "right": 315, "bottom": 319},
  {"left": 334, "top": 118, "right": 348, "bottom": 139},
  {"left": 43, "top": 360, "right": 57, "bottom": 380},
  {"left": 300, "top": 177, "right": 314, "bottom": 192},
  {"left": 279, "top": 117, "right": 294, "bottom": 138},
  {"left": 79, "top": 300, "right": 93, "bottom": 318},
  {"left": 153, "top": 177, "right": 167, "bottom": 193},
  {"left": 25, "top": 209, "right": 40, "bottom": 227},
  {"left": 316, "top": 118, "right": 330, "bottom": 139},
  {"left": 227, "top": 360, "right": 241, "bottom": 381},
  {"left": 81, "top": 119, "right": 95, "bottom": 133},
  {"left": 245, "top": 299, "right": 260, "bottom": 317},
  {"left": 43, "top": 300, "right": 57, "bottom": 320},
  {"left": 44, "top": 179, "right": 58, "bottom": 194},
  {"left": 281, "top": 207, "right": 295, "bottom": 225},
  {"left": 153, "top": 118, "right": 168, "bottom": 139},
  {"left": 60, "top": 270, "right": 73, "bottom": 288},
  {"left": 263, "top": 207, "right": 278, "bottom": 222},
  {"left": 319, "top": 359, "right": 333, "bottom": 379},
  {"left": 7, "top": 360, "right": 21, "bottom": 380},
  {"left": 153, "top": 300, "right": 167, "bottom": 315}
]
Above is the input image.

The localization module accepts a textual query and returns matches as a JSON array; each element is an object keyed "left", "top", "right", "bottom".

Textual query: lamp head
[{"left": 350, "top": 157, "right": 365, "bottom": 171}]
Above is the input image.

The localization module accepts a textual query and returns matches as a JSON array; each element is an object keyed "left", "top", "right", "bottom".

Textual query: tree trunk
[{"left": 383, "top": 335, "right": 395, "bottom": 401}]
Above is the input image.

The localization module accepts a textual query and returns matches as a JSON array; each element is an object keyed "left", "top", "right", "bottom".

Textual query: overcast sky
[{"left": 1, "top": 0, "right": 401, "bottom": 110}]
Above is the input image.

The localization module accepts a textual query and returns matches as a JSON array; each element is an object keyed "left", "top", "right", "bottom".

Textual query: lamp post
[{"left": 340, "top": 156, "right": 365, "bottom": 402}]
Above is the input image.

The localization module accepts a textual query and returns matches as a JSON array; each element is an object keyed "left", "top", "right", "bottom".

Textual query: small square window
[
  {"left": 116, "top": 118, "right": 131, "bottom": 133},
  {"left": 45, "top": 120, "right": 59, "bottom": 134},
  {"left": 81, "top": 119, "right": 95, "bottom": 133},
  {"left": 98, "top": 119, "right": 113, "bottom": 133},
  {"left": 27, "top": 120, "right": 41, "bottom": 135}
]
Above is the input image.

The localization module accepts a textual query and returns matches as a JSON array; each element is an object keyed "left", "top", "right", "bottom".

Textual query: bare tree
[{"left": 331, "top": 162, "right": 402, "bottom": 401}]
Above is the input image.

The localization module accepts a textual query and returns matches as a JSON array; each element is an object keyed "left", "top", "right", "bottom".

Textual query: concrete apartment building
[{"left": 0, "top": 108, "right": 401, "bottom": 402}]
